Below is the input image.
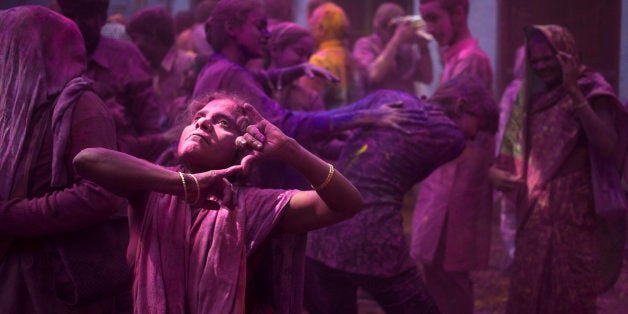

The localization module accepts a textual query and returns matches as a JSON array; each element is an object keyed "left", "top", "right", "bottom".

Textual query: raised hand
[
  {"left": 193, "top": 165, "right": 243, "bottom": 209},
  {"left": 557, "top": 51, "right": 580, "bottom": 93},
  {"left": 368, "top": 100, "right": 428, "bottom": 134},
  {"left": 234, "top": 104, "right": 294, "bottom": 173},
  {"left": 301, "top": 63, "right": 340, "bottom": 83}
]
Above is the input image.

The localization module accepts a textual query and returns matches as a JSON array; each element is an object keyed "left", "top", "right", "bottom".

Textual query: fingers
[
  {"left": 245, "top": 124, "right": 266, "bottom": 142},
  {"left": 240, "top": 153, "right": 260, "bottom": 175},
  {"left": 382, "top": 100, "right": 404, "bottom": 108},
  {"left": 216, "top": 164, "right": 244, "bottom": 178},
  {"left": 242, "top": 103, "right": 264, "bottom": 123}
]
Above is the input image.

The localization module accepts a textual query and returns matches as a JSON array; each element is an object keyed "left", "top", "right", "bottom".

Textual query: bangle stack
[
  {"left": 178, "top": 171, "right": 201, "bottom": 204},
  {"left": 311, "top": 164, "right": 335, "bottom": 191}
]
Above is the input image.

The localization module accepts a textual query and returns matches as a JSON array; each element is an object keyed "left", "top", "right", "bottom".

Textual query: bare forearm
[
  {"left": 281, "top": 139, "right": 362, "bottom": 214},
  {"left": 73, "top": 148, "right": 186, "bottom": 198},
  {"left": 369, "top": 40, "right": 400, "bottom": 84}
]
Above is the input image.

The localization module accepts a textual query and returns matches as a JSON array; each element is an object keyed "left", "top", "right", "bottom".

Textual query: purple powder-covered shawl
[
  {"left": 130, "top": 183, "right": 303, "bottom": 313},
  {"left": 0, "top": 5, "right": 86, "bottom": 199},
  {"left": 0, "top": 6, "right": 127, "bottom": 312}
]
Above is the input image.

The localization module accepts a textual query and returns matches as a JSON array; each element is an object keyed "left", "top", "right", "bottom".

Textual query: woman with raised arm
[
  {"left": 73, "top": 93, "right": 363, "bottom": 314},
  {"left": 490, "top": 25, "right": 628, "bottom": 313}
]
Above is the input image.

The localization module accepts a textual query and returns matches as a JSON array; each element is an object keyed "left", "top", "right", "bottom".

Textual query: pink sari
[{"left": 130, "top": 184, "right": 305, "bottom": 314}]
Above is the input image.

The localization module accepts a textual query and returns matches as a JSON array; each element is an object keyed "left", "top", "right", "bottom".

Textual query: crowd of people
[{"left": 0, "top": 0, "right": 626, "bottom": 313}]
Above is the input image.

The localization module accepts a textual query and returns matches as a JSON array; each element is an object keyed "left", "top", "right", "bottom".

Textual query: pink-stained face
[
  {"left": 527, "top": 36, "right": 562, "bottom": 87},
  {"left": 419, "top": 1, "right": 455, "bottom": 47},
  {"left": 233, "top": 8, "right": 270, "bottom": 59},
  {"left": 178, "top": 99, "right": 243, "bottom": 171},
  {"left": 271, "top": 35, "right": 315, "bottom": 68}
]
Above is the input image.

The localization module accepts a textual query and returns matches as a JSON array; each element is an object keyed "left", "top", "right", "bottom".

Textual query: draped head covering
[{"left": 0, "top": 6, "right": 87, "bottom": 199}]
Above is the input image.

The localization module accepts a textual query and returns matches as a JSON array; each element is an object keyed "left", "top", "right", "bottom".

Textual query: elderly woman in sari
[
  {"left": 0, "top": 6, "right": 127, "bottom": 313},
  {"left": 73, "top": 92, "right": 363, "bottom": 313},
  {"left": 490, "top": 25, "right": 628, "bottom": 313}
]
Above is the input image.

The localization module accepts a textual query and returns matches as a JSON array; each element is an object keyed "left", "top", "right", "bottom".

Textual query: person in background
[
  {"left": 353, "top": 2, "right": 433, "bottom": 95},
  {"left": 176, "top": 0, "right": 217, "bottom": 55},
  {"left": 411, "top": 1, "right": 495, "bottom": 313},
  {"left": 491, "top": 24, "right": 627, "bottom": 314},
  {"left": 127, "top": 6, "right": 197, "bottom": 129},
  {"left": 0, "top": 6, "right": 128, "bottom": 313},
  {"left": 174, "top": 10, "right": 195, "bottom": 37},
  {"left": 193, "top": 0, "right": 413, "bottom": 190},
  {"left": 101, "top": 13, "right": 129, "bottom": 40},
  {"left": 420, "top": 0, "right": 492, "bottom": 92},
  {"left": 73, "top": 92, "right": 364, "bottom": 313},
  {"left": 305, "top": 76, "right": 497, "bottom": 314},
  {"left": 57, "top": 0, "right": 164, "bottom": 152},
  {"left": 266, "top": 22, "right": 325, "bottom": 112},
  {"left": 301, "top": 2, "right": 364, "bottom": 109}
]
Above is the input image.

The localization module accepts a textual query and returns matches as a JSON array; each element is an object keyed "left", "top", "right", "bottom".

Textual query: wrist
[{"left": 277, "top": 137, "right": 301, "bottom": 164}]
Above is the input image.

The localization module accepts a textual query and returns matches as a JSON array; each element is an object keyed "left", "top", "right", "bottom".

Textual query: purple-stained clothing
[
  {"left": 87, "top": 36, "right": 163, "bottom": 136},
  {"left": 411, "top": 133, "right": 494, "bottom": 271},
  {"left": 307, "top": 91, "right": 465, "bottom": 277},
  {"left": 0, "top": 79, "right": 128, "bottom": 314},
  {"left": 129, "top": 185, "right": 303, "bottom": 314},
  {"left": 353, "top": 34, "right": 428, "bottom": 95},
  {"left": 440, "top": 37, "right": 493, "bottom": 93},
  {"left": 0, "top": 7, "right": 126, "bottom": 313},
  {"left": 412, "top": 36, "right": 494, "bottom": 314},
  {"left": 193, "top": 53, "right": 333, "bottom": 144},
  {"left": 412, "top": 36, "right": 495, "bottom": 272}
]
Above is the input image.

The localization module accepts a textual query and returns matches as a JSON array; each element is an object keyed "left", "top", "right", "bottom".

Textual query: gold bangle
[
  {"left": 178, "top": 171, "right": 188, "bottom": 202},
  {"left": 189, "top": 173, "right": 200, "bottom": 204},
  {"left": 311, "top": 164, "right": 335, "bottom": 191}
]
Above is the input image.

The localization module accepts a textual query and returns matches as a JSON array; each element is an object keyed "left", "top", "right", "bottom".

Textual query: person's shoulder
[
  {"left": 456, "top": 40, "right": 490, "bottom": 62},
  {"left": 99, "top": 36, "right": 140, "bottom": 55},
  {"left": 74, "top": 89, "right": 109, "bottom": 118}
]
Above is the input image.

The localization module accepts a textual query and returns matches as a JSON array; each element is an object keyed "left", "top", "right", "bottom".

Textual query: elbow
[
  {"left": 72, "top": 148, "right": 104, "bottom": 178},
  {"left": 345, "top": 188, "right": 364, "bottom": 218}
]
